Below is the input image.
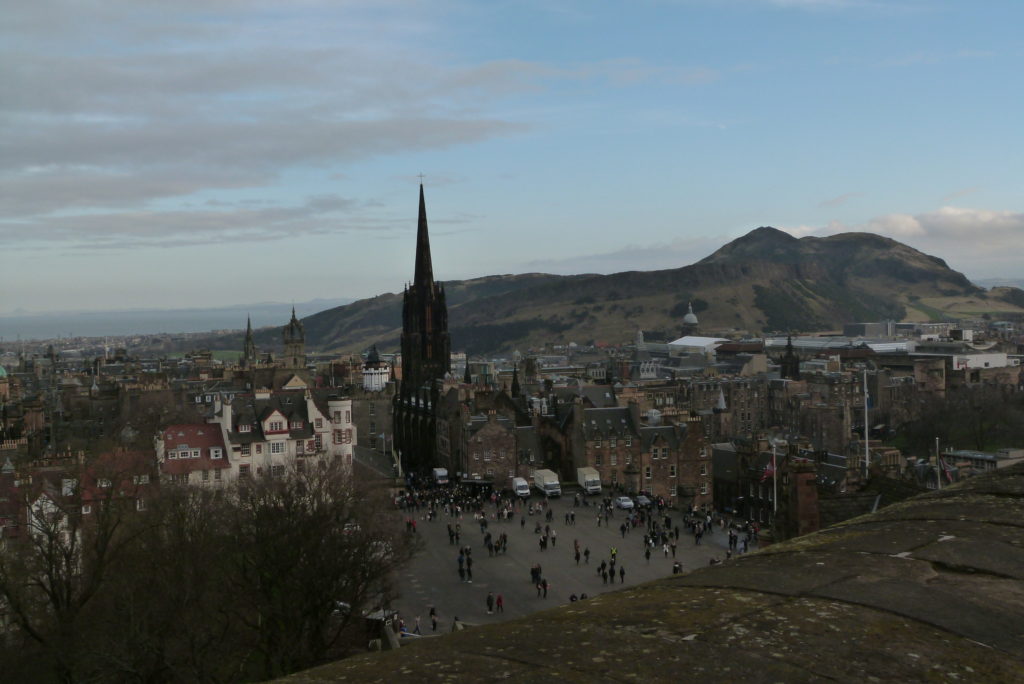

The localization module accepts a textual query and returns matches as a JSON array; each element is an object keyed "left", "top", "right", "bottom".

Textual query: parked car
[
  {"left": 614, "top": 496, "right": 635, "bottom": 510},
  {"left": 635, "top": 495, "right": 653, "bottom": 508}
]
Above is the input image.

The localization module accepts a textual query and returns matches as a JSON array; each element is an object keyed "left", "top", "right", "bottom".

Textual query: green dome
[{"left": 0, "top": 365, "right": 7, "bottom": 378}]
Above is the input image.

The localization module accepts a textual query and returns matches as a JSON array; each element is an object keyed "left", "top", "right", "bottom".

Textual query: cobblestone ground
[{"left": 391, "top": 493, "right": 751, "bottom": 633}]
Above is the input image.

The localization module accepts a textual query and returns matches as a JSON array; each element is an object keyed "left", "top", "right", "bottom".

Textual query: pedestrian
[
  {"left": 575, "top": 549, "right": 581, "bottom": 566},
  {"left": 663, "top": 543, "right": 669, "bottom": 558},
  {"left": 458, "top": 566, "right": 466, "bottom": 582},
  {"left": 486, "top": 592, "right": 495, "bottom": 615},
  {"left": 414, "top": 616, "right": 421, "bottom": 634},
  {"left": 602, "top": 570, "right": 608, "bottom": 584},
  {"left": 645, "top": 547, "right": 651, "bottom": 564},
  {"left": 619, "top": 566, "right": 625, "bottom": 583},
  {"left": 551, "top": 529, "right": 557, "bottom": 547},
  {"left": 466, "top": 566, "right": 473, "bottom": 583},
  {"left": 496, "top": 594, "right": 504, "bottom": 613},
  {"left": 521, "top": 516, "right": 526, "bottom": 530},
  {"left": 541, "top": 578, "right": 548, "bottom": 598},
  {"left": 584, "top": 547, "right": 590, "bottom": 564},
  {"left": 670, "top": 540, "right": 677, "bottom": 558}
]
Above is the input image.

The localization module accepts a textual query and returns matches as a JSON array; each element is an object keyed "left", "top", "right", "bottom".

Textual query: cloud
[
  {"left": 1, "top": 2, "right": 718, "bottom": 252},
  {"left": 778, "top": 206, "right": 1024, "bottom": 277},
  {"left": 940, "top": 186, "right": 981, "bottom": 203},
  {"left": 523, "top": 236, "right": 726, "bottom": 275},
  {"left": 818, "top": 192, "right": 862, "bottom": 208}
]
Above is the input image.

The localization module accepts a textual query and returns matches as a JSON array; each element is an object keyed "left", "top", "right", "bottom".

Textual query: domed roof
[
  {"left": 0, "top": 365, "right": 8, "bottom": 378},
  {"left": 683, "top": 302, "right": 699, "bottom": 325}
]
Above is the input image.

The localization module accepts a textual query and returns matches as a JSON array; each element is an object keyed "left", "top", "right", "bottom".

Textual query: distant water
[{"left": 0, "top": 299, "right": 353, "bottom": 341}]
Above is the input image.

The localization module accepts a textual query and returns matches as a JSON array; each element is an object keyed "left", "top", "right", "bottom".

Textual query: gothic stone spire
[{"left": 414, "top": 183, "right": 434, "bottom": 289}]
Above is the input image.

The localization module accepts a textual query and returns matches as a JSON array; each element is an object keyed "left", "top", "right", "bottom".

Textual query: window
[
  {"left": 595, "top": 453, "right": 602, "bottom": 466},
  {"left": 610, "top": 452, "right": 617, "bottom": 466},
  {"left": 255, "top": 444, "right": 262, "bottom": 455},
  {"left": 486, "top": 468, "right": 494, "bottom": 477},
  {"left": 669, "top": 465, "right": 677, "bottom": 477},
  {"left": 171, "top": 473, "right": 189, "bottom": 485},
  {"left": 271, "top": 442, "right": 285, "bottom": 455},
  {"left": 239, "top": 464, "right": 251, "bottom": 479},
  {"left": 290, "top": 420, "right": 302, "bottom": 430},
  {"left": 484, "top": 450, "right": 492, "bottom": 461},
  {"left": 202, "top": 470, "right": 210, "bottom": 482},
  {"left": 625, "top": 452, "right": 632, "bottom": 465},
  {"left": 594, "top": 439, "right": 602, "bottom": 449},
  {"left": 314, "top": 435, "right": 322, "bottom": 451},
  {"left": 271, "top": 465, "right": 285, "bottom": 478},
  {"left": 625, "top": 436, "right": 632, "bottom": 447},
  {"left": 241, "top": 444, "right": 251, "bottom": 456},
  {"left": 645, "top": 466, "right": 652, "bottom": 481},
  {"left": 136, "top": 498, "right": 146, "bottom": 511},
  {"left": 700, "top": 482, "right": 709, "bottom": 495},
  {"left": 82, "top": 505, "right": 91, "bottom": 515},
  {"left": 132, "top": 474, "right": 150, "bottom": 485},
  {"left": 700, "top": 464, "right": 707, "bottom": 476},
  {"left": 98, "top": 478, "right": 111, "bottom": 488},
  {"left": 268, "top": 421, "right": 284, "bottom": 432},
  {"left": 369, "top": 421, "right": 376, "bottom": 435},
  {"left": 214, "top": 469, "right": 222, "bottom": 481},
  {"left": 528, "top": 449, "right": 535, "bottom": 463},
  {"left": 191, "top": 449, "right": 200, "bottom": 459},
  {"left": 333, "top": 411, "right": 341, "bottom": 423},
  {"left": 315, "top": 418, "right": 323, "bottom": 429},
  {"left": 239, "top": 424, "right": 251, "bottom": 433},
  {"left": 369, "top": 403, "right": 375, "bottom": 416},
  {"left": 345, "top": 411, "right": 351, "bottom": 423},
  {"left": 474, "top": 451, "right": 480, "bottom": 461},
  {"left": 610, "top": 438, "right": 617, "bottom": 448},
  {"left": 210, "top": 448, "right": 222, "bottom": 460}
]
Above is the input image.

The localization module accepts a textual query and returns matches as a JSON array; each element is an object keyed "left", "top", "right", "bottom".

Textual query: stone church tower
[
  {"left": 394, "top": 184, "right": 451, "bottom": 474},
  {"left": 282, "top": 307, "right": 306, "bottom": 370}
]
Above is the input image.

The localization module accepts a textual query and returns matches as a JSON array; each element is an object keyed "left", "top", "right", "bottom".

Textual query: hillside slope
[{"left": 248, "top": 228, "right": 1022, "bottom": 355}]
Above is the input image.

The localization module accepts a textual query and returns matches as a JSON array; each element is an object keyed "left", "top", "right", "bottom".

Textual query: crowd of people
[{"left": 392, "top": 476, "right": 761, "bottom": 632}]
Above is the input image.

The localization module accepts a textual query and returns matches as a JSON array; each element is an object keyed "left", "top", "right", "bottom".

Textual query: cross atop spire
[{"left": 414, "top": 183, "right": 434, "bottom": 288}]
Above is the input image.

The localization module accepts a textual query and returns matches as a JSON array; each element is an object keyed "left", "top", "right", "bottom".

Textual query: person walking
[
  {"left": 496, "top": 594, "right": 504, "bottom": 613},
  {"left": 645, "top": 547, "right": 651, "bottom": 564},
  {"left": 584, "top": 547, "right": 591, "bottom": 564},
  {"left": 619, "top": 565, "right": 625, "bottom": 584},
  {"left": 541, "top": 578, "right": 549, "bottom": 598},
  {"left": 486, "top": 592, "right": 495, "bottom": 615}
]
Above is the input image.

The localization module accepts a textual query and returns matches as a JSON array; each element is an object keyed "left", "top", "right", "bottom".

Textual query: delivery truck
[
  {"left": 577, "top": 466, "right": 602, "bottom": 495},
  {"left": 532, "top": 469, "right": 561, "bottom": 498}
]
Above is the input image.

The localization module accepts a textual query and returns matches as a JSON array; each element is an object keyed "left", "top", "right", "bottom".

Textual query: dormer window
[
  {"left": 239, "top": 424, "right": 251, "bottom": 433},
  {"left": 268, "top": 421, "right": 284, "bottom": 432},
  {"left": 290, "top": 420, "right": 302, "bottom": 430}
]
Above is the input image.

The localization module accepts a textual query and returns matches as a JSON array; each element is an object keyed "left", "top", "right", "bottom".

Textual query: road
[{"left": 392, "top": 493, "right": 743, "bottom": 632}]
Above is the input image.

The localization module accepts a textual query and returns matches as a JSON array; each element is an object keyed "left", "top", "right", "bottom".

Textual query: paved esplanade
[{"left": 394, "top": 493, "right": 736, "bottom": 630}]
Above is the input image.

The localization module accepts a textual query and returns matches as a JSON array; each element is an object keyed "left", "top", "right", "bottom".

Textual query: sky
[{"left": 2, "top": 0, "right": 1022, "bottom": 315}]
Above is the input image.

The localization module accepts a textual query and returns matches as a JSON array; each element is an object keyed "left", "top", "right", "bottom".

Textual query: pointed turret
[
  {"left": 511, "top": 364, "right": 521, "bottom": 397},
  {"left": 282, "top": 307, "right": 306, "bottom": 370},
  {"left": 414, "top": 184, "right": 434, "bottom": 289},
  {"left": 242, "top": 315, "right": 257, "bottom": 368}
]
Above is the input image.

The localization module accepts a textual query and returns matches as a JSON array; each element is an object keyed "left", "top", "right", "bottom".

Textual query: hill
[{"left": 240, "top": 228, "right": 1024, "bottom": 355}]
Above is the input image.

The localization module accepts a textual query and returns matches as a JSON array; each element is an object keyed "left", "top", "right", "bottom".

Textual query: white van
[{"left": 512, "top": 476, "right": 530, "bottom": 498}]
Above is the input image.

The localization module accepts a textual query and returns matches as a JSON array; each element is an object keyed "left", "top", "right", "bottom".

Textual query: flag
[
  {"left": 939, "top": 458, "right": 954, "bottom": 484},
  {"left": 761, "top": 452, "right": 776, "bottom": 483}
]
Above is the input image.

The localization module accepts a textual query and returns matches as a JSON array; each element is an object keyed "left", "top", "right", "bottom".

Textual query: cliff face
[{"left": 253, "top": 228, "right": 1016, "bottom": 355}]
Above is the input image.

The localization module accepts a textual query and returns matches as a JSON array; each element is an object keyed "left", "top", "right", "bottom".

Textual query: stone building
[{"left": 393, "top": 185, "right": 451, "bottom": 474}]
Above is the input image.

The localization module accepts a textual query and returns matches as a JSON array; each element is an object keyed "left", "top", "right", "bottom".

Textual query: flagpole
[
  {"left": 772, "top": 443, "right": 777, "bottom": 514},
  {"left": 863, "top": 369, "right": 869, "bottom": 482}
]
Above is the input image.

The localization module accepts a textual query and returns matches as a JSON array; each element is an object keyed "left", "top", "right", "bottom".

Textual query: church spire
[
  {"left": 414, "top": 184, "right": 434, "bottom": 289},
  {"left": 511, "top": 363, "right": 521, "bottom": 397}
]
